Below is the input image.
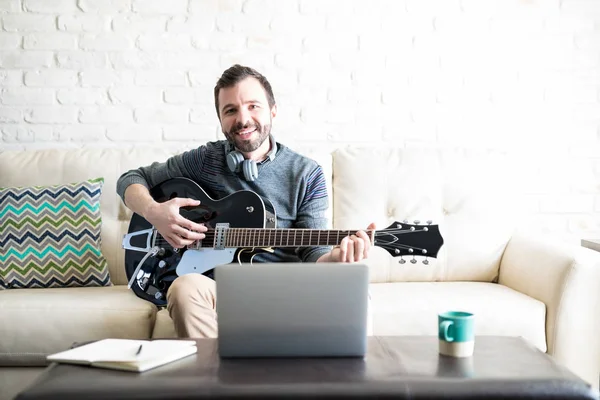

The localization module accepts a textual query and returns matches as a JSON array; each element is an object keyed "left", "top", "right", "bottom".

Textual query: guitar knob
[
  {"left": 154, "top": 291, "right": 163, "bottom": 300},
  {"left": 158, "top": 260, "right": 167, "bottom": 269}
]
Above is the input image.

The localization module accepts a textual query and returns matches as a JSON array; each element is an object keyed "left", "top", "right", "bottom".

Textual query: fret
[
  {"left": 287, "top": 229, "right": 290, "bottom": 247},
  {"left": 317, "top": 230, "right": 321, "bottom": 246}
]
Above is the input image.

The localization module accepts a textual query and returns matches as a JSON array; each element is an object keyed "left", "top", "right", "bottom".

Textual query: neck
[{"left": 243, "top": 136, "right": 272, "bottom": 162}]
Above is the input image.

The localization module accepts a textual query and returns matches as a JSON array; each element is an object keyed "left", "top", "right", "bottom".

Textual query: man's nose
[{"left": 235, "top": 108, "right": 251, "bottom": 126}]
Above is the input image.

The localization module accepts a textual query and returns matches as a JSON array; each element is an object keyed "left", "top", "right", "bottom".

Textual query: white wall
[{"left": 1, "top": 0, "right": 599, "bottom": 241}]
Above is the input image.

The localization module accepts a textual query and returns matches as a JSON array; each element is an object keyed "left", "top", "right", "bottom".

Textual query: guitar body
[{"left": 124, "top": 177, "right": 276, "bottom": 306}]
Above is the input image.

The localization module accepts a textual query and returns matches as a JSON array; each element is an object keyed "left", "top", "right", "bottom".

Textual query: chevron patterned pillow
[{"left": 0, "top": 177, "right": 111, "bottom": 289}]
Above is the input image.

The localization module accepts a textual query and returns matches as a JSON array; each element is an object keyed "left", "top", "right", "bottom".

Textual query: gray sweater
[{"left": 116, "top": 140, "right": 331, "bottom": 263}]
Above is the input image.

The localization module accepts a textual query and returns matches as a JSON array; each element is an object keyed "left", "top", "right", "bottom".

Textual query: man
[{"left": 116, "top": 64, "right": 375, "bottom": 338}]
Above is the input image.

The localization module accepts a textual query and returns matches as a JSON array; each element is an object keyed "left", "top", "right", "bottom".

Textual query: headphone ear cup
[
  {"left": 242, "top": 160, "right": 259, "bottom": 182},
  {"left": 226, "top": 150, "right": 244, "bottom": 173}
]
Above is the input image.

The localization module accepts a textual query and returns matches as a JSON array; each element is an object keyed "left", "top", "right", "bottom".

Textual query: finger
[
  {"left": 176, "top": 216, "right": 207, "bottom": 234},
  {"left": 172, "top": 224, "right": 205, "bottom": 241},
  {"left": 356, "top": 230, "right": 371, "bottom": 254},
  {"left": 339, "top": 237, "right": 348, "bottom": 263},
  {"left": 174, "top": 197, "right": 201, "bottom": 207},
  {"left": 367, "top": 222, "right": 377, "bottom": 230},
  {"left": 346, "top": 238, "right": 355, "bottom": 263},
  {"left": 169, "top": 233, "right": 196, "bottom": 249},
  {"left": 351, "top": 235, "right": 364, "bottom": 262}
]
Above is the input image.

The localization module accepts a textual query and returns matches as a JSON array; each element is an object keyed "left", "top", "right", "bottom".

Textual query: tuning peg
[
  {"left": 414, "top": 220, "right": 420, "bottom": 224},
  {"left": 403, "top": 219, "right": 408, "bottom": 223},
  {"left": 423, "top": 259, "right": 429, "bottom": 265},
  {"left": 399, "top": 258, "right": 406, "bottom": 264},
  {"left": 427, "top": 220, "right": 433, "bottom": 225},
  {"left": 410, "top": 258, "right": 417, "bottom": 264}
]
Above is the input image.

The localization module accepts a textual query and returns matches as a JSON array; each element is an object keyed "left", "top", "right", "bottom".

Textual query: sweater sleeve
[
  {"left": 294, "top": 165, "right": 332, "bottom": 262},
  {"left": 116, "top": 147, "right": 206, "bottom": 205}
]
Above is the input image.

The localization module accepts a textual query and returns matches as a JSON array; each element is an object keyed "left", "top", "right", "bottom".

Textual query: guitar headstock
[{"left": 374, "top": 220, "right": 444, "bottom": 264}]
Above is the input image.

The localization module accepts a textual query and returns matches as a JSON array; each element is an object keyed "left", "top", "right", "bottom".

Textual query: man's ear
[{"left": 270, "top": 104, "right": 278, "bottom": 120}]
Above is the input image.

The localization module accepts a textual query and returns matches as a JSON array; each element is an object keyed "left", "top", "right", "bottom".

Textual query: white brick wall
[{"left": 0, "top": 0, "right": 599, "bottom": 241}]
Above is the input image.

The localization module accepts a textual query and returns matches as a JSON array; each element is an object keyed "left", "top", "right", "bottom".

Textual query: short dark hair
[{"left": 214, "top": 64, "right": 276, "bottom": 119}]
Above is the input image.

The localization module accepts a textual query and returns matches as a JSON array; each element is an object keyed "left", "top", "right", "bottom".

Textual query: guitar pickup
[
  {"left": 122, "top": 228, "right": 155, "bottom": 253},
  {"left": 214, "top": 223, "right": 229, "bottom": 250}
]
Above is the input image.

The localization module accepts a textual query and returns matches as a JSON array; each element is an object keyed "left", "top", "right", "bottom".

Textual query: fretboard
[{"left": 196, "top": 228, "right": 371, "bottom": 248}]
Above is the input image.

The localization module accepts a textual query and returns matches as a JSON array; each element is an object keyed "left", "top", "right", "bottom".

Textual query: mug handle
[{"left": 439, "top": 320, "right": 454, "bottom": 342}]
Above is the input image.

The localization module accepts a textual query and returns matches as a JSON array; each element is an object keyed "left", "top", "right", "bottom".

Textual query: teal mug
[{"left": 438, "top": 311, "right": 475, "bottom": 357}]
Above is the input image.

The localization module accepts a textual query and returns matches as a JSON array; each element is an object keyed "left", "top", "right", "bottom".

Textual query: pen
[{"left": 135, "top": 344, "right": 143, "bottom": 356}]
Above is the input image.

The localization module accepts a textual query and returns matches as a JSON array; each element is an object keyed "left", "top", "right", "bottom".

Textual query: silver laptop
[{"left": 215, "top": 262, "right": 369, "bottom": 358}]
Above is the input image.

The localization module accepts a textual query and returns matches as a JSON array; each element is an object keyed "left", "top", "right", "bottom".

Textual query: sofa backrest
[
  {"left": 0, "top": 146, "right": 332, "bottom": 286},
  {"left": 0, "top": 144, "right": 518, "bottom": 286},
  {"left": 332, "top": 146, "right": 521, "bottom": 283}
]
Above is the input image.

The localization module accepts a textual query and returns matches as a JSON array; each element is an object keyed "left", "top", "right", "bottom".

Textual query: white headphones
[{"left": 226, "top": 135, "right": 277, "bottom": 182}]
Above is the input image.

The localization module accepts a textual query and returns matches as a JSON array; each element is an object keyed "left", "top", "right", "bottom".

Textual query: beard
[{"left": 224, "top": 119, "right": 271, "bottom": 153}]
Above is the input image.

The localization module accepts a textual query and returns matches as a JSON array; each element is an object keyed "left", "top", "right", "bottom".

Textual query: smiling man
[{"left": 116, "top": 64, "right": 375, "bottom": 339}]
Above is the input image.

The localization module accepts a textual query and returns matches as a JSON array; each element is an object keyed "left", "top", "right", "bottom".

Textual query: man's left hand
[{"left": 319, "top": 222, "right": 377, "bottom": 263}]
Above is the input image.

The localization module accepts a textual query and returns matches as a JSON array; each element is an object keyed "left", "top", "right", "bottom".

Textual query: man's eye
[
  {"left": 225, "top": 109, "right": 235, "bottom": 114},
  {"left": 250, "top": 105, "right": 259, "bottom": 109}
]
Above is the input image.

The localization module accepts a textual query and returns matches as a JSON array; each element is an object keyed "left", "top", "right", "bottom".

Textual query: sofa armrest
[{"left": 498, "top": 230, "right": 600, "bottom": 387}]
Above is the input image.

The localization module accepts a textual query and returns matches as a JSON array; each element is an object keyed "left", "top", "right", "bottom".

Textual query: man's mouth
[{"left": 235, "top": 127, "right": 257, "bottom": 138}]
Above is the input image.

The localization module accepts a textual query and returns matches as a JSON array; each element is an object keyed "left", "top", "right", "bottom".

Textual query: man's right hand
[{"left": 143, "top": 198, "right": 207, "bottom": 249}]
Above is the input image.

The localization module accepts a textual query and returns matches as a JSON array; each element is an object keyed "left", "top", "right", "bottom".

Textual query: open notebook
[{"left": 47, "top": 338, "right": 197, "bottom": 372}]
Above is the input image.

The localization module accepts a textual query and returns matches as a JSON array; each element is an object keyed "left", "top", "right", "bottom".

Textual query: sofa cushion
[
  {"left": 0, "top": 286, "right": 157, "bottom": 366},
  {"left": 332, "top": 147, "right": 520, "bottom": 283},
  {"left": 0, "top": 177, "right": 111, "bottom": 290},
  {"left": 368, "top": 281, "right": 547, "bottom": 352}
]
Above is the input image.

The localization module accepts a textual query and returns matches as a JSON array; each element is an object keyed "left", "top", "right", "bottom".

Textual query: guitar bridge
[{"left": 122, "top": 228, "right": 155, "bottom": 253}]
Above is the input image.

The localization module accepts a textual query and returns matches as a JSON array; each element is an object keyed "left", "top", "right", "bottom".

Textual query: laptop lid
[{"left": 215, "top": 263, "right": 369, "bottom": 358}]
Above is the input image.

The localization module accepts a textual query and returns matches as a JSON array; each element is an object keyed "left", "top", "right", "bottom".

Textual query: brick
[
  {"left": 58, "top": 15, "right": 110, "bottom": 31},
  {"left": 134, "top": 106, "right": 189, "bottom": 123},
  {"left": 2, "top": 15, "right": 56, "bottom": 31},
  {"left": 23, "top": 0, "right": 78, "bottom": 13},
  {"left": 109, "top": 51, "right": 161, "bottom": 69},
  {"left": 0, "top": 51, "right": 53, "bottom": 68},
  {"left": 24, "top": 33, "right": 77, "bottom": 50},
  {"left": 303, "top": 34, "right": 358, "bottom": 52},
  {"left": 247, "top": 35, "right": 301, "bottom": 52},
  {"left": 1, "top": 88, "right": 55, "bottom": 105},
  {"left": 137, "top": 34, "right": 192, "bottom": 51},
  {"left": 189, "top": 105, "right": 213, "bottom": 123},
  {"left": 167, "top": 16, "right": 214, "bottom": 33},
  {"left": 0, "top": 107, "right": 22, "bottom": 123},
  {"left": 24, "top": 70, "right": 78, "bottom": 87},
  {"left": 160, "top": 52, "right": 215, "bottom": 69},
  {"left": 216, "top": 13, "right": 270, "bottom": 34},
  {"left": 188, "top": 69, "right": 222, "bottom": 87},
  {"left": 0, "top": 70, "right": 22, "bottom": 86},
  {"left": 162, "top": 125, "right": 216, "bottom": 141},
  {"left": 134, "top": 71, "right": 186, "bottom": 86},
  {"left": 106, "top": 125, "right": 161, "bottom": 141},
  {"left": 197, "top": 32, "right": 245, "bottom": 52},
  {"left": 77, "top": 0, "right": 131, "bottom": 13},
  {"left": 243, "top": 0, "right": 296, "bottom": 15},
  {"left": 56, "top": 125, "right": 106, "bottom": 142},
  {"left": 299, "top": 0, "right": 354, "bottom": 15},
  {"left": 0, "top": 33, "right": 20, "bottom": 49},
  {"left": 57, "top": 88, "right": 109, "bottom": 105},
  {"left": 79, "top": 106, "right": 133, "bottom": 123},
  {"left": 80, "top": 70, "right": 134, "bottom": 87},
  {"left": 0, "top": 0, "right": 21, "bottom": 13},
  {"left": 112, "top": 15, "right": 166, "bottom": 32},
  {"left": 56, "top": 51, "right": 107, "bottom": 68},
  {"left": 25, "top": 106, "right": 78, "bottom": 123},
  {"left": 1, "top": 126, "right": 34, "bottom": 143},
  {"left": 80, "top": 33, "right": 134, "bottom": 50},
  {"left": 132, "top": 0, "right": 187, "bottom": 14},
  {"left": 189, "top": 0, "right": 241, "bottom": 14},
  {"left": 108, "top": 87, "right": 162, "bottom": 105},
  {"left": 164, "top": 88, "right": 209, "bottom": 104},
  {"left": 270, "top": 15, "right": 326, "bottom": 33}
]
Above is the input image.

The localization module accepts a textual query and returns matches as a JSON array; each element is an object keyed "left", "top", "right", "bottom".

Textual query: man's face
[{"left": 218, "top": 77, "right": 277, "bottom": 153}]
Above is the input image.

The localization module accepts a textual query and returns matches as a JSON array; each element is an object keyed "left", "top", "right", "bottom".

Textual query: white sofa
[{"left": 1, "top": 145, "right": 599, "bottom": 399}]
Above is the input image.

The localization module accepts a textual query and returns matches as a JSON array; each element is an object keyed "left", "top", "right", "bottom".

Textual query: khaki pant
[{"left": 166, "top": 274, "right": 217, "bottom": 338}]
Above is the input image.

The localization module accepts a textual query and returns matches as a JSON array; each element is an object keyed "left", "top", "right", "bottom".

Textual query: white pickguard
[{"left": 176, "top": 248, "right": 236, "bottom": 276}]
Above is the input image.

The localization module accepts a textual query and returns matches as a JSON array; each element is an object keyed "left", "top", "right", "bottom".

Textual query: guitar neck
[{"left": 200, "top": 228, "right": 372, "bottom": 248}]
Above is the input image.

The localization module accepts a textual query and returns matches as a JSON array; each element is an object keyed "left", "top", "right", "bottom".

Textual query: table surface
[{"left": 16, "top": 336, "right": 598, "bottom": 400}]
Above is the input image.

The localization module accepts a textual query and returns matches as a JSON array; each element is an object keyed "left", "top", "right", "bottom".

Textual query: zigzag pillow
[{"left": 0, "top": 177, "right": 111, "bottom": 289}]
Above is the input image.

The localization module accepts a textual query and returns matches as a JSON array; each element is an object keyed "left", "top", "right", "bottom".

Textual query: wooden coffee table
[{"left": 16, "top": 336, "right": 598, "bottom": 400}]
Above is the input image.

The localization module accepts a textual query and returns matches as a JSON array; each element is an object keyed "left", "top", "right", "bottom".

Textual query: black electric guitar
[{"left": 123, "top": 177, "right": 444, "bottom": 306}]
